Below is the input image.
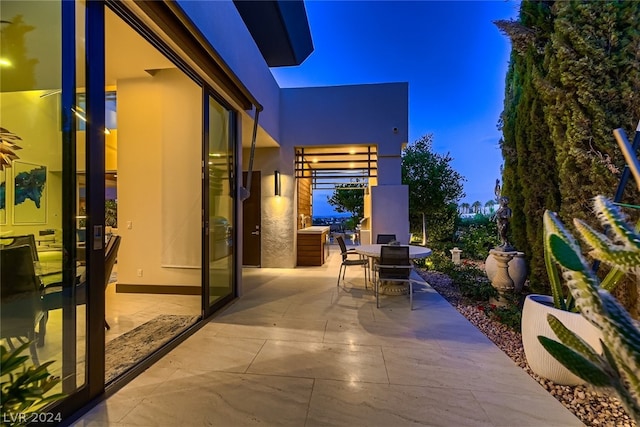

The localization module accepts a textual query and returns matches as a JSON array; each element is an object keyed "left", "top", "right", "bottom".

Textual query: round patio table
[
  {"left": 354, "top": 244, "right": 432, "bottom": 260},
  {"left": 354, "top": 244, "right": 432, "bottom": 295}
]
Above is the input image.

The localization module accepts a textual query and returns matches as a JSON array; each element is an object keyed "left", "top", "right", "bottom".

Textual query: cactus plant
[{"left": 540, "top": 143, "right": 640, "bottom": 423}]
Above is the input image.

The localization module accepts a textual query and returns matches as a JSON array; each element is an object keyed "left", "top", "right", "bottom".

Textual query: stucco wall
[
  {"left": 177, "top": 0, "right": 281, "bottom": 142},
  {"left": 280, "top": 83, "right": 408, "bottom": 154},
  {"left": 280, "top": 83, "right": 411, "bottom": 251},
  {"left": 242, "top": 147, "right": 296, "bottom": 268}
]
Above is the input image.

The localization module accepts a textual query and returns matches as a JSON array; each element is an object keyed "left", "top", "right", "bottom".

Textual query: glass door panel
[
  {"left": 207, "top": 96, "right": 234, "bottom": 305},
  {"left": 0, "top": 0, "right": 86, "bottom": 397}
]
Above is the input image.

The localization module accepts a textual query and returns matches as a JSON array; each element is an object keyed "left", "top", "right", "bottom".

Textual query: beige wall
[
  {"left": 0, "top": 91, "right": 63, "bottom": 239},
  {"left": 117, "top": 68, "right": 202, "bottom": 286}
]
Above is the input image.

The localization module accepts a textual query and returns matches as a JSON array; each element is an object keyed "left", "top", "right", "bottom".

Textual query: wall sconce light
[{"left": 274, "top": 170, "right": 281, "bottom": 196}]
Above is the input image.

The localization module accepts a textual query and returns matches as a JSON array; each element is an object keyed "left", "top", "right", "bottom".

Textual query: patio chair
[
  {"left": 376, "top": 234, "right": 397, "bottom": 244},
  {"left": 374, "top": 245, "right": 419, "bottom": 310},
  {"left": 336, "top": 235, "right": 369, "bottom": 289},
  {"left": 0, "top": 245, "right": 47, "bottom": 364}
]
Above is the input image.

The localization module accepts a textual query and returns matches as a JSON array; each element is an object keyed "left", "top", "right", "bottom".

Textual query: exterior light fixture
[{"left": 274, "top": 170, "right": 281, "bottom": 196}]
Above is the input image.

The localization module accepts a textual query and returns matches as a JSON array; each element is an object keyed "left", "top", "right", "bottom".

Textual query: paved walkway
[{"left": 73, "top": 248, "right": 583, "bottom": 426}]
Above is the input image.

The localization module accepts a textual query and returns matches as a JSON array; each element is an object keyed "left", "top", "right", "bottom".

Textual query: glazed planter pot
[
  {"left": 521, "top": 294, "right": 602, "bottom": 386},
  {"left": 485, "top": 251, "right": 527, "bottom": 292}
]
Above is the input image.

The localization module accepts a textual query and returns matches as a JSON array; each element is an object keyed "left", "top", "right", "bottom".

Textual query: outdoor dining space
[
  {"left": 335, "top": 234, "right": 432, "bottom": 310},
  {"left": 74, "top": 239, "right": 583, "bottom": 426}
]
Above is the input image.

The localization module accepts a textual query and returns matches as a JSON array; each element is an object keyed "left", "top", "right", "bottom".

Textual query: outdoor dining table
[
  {"left": 354, "top": 244, "right": 432, "bottom": 260},
  {"left": 354, "top": 244, "right": 432, "bottom": 295}
]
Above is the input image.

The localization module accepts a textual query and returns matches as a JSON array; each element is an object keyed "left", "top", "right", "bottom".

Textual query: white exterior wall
[
  {"left": 280, "top": 83, "right": 410, "bottom": 248},
  {"left": 177, "top": 0, "right": 281, "bottom": 142},
  {"left": 178, "top": 5, "right": 411, "bottom": 269},
  {"left": 241, "top": 148, "right": 296, "bottom": 268}
]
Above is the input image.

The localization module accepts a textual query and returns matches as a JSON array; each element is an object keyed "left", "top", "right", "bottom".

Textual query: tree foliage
[
  {"left": 402, "top": 134, "right": 465, "bottom": 243},
  {"left": 496, "top": 0, "right": 640, "bottom": 291},
  {"left": 327, "top": 182, "right": 364, "bottom": 221}
]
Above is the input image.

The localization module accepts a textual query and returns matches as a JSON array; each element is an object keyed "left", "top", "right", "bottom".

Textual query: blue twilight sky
[{"left": 271, "top": 0, "right": 520, "bottom": 216}]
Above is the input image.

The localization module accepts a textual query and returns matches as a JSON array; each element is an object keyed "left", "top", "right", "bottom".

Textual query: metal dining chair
[
  {"left": 376, "top": 234, "right": 397, "bottom": 244},
  {"left": 374, "top": 245, "right": 420, "bottom": 310},
  {"left": 336, "top": 235, "right": 369, "bottom": 289}
]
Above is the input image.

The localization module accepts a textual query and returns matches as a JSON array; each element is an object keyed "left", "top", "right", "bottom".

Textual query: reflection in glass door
[
  {"left": 0, "top": 0, "right": 87, "bottom": 400},
  {"left": 207, "top": 95, "right": 234, "bottom": 306}
]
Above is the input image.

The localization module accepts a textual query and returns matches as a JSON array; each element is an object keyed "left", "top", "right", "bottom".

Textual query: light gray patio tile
[
  {"left": 306, "top": 379, "right": 493, "bottom": 427},
  {"left": 118, "top": 371, "right": 313, "bottom": 426},
  {"left": 153, "top": 335, "right": 265, "bottom": 373},
  {"left": 247, "top": 340, "right": 389, "bottom": 383},
  {"left": 214, "top": 316, "right": 327, "bottom": 342},
  {"left": 472, "top": 390, "right": 584, "bottom": 426}
]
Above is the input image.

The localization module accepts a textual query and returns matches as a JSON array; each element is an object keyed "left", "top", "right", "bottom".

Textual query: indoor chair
[{"left": 0, "top": 245, "right": 47, "bottom": 364}]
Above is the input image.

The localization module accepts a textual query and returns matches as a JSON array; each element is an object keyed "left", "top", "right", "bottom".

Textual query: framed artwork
[
  {"left": 0, "top": 169, "right": 5, "bottom": 225},
  {"left": 12, "top": 161, "right": 47, "bottom": 224}
]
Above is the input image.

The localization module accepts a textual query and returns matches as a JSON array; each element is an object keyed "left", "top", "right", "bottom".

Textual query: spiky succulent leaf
[
  {"left": 601, "top": 343, "right": 640, "bottom": 422},
  {"left": 600, "top": 266, "right": 627, "bottom": 293},
  {"left": 561, "top": 272, "right": 607, "bottom": 328},
  {"left": 594, "top": 196, "right": 640, "bottom": 250},
  {"left": 546, "top": 314, "right": 600, "bottom": 363},
  {"left": 544, "top": 234, "right": 566, "bottom": 310},
  {"left": 544, "top": 210, "right": 585, "bottom": 309},
  {"left": 600, "top": 217, "right": 640, "bottom": 292},
  {"left": 598, "top": 291, "right": 640, "bottom": 371},
  {"left": 574, "top": 197, "right": 640, "bottom": 272},
  {"left": 549, "top": 234, "right": 588, "bottom": 272},
  {"left": 538, "top": 336, "right": 611, "bottom": 387}
]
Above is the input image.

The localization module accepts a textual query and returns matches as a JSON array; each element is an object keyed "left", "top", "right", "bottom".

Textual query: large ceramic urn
[
  {"left": 521, "top": 294, "right": 602, "bottom": 386},
  {"left": 485, "top": 251, "right": 527, "bottom": 292}
]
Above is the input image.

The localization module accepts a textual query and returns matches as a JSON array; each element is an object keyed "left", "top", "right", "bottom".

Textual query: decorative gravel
[{"left": 418, "top": 269, "right": 637, "bottom": 427}]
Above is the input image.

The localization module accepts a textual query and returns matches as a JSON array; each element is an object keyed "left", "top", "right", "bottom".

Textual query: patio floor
[{"left": 72, "top": 246, "right": 583, "bottom": 426}]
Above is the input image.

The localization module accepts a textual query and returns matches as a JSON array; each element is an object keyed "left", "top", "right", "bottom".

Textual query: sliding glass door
[
  {"left": 0, "top": 0, "right": 90, "bottom": 404},
  {"left": 205, "top": 94, "right": 235, "bottom": 309}
]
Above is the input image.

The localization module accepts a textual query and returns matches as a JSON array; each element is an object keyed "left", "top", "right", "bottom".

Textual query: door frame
[{"left": 202, "top": 89, "right": 238, "bottom": 317}]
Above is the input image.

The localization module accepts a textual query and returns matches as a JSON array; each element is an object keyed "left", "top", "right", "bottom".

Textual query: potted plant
[
  {"left": 539, "top": 195, "right": 640, "bottom": 421},
  {"left": 522, "top": 193, "right": 635, "bottom": 385},
  {"left": 521, "top": 211, "right": 605, "bottom": 385}
]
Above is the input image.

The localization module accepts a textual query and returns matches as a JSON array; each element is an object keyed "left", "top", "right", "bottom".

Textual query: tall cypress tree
[
  {"left": 497, "top": 1, "right": 558, "bottom": 291},
  {"left": 497, "top": 0, "right": 640, "bottom": 290},
  {"left": 540, "top": 1, "right": 640, "bottom": 224}
]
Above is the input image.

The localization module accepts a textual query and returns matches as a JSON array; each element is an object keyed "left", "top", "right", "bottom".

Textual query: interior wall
[
  {"left": 117, "top": 68, "right": 202, "bottom": 286},
  {"left": 0, "top": 91, "right": 63, "bottom": 238}
]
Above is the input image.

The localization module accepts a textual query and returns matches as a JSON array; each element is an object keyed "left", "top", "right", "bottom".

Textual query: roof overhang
[{"left": 233, "top": 0, "right": 314, "bottom": 67}]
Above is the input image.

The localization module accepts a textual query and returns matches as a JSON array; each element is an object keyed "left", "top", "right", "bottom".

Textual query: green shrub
[
  {"left": 481, "top": 303, "right": 522, "bottom": 330},
  {"left": 455, "top": 215, "right": 499, "bottom": 260},
  {"left": 420, "top": 249, "right": 455, "bottom": 273}
]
